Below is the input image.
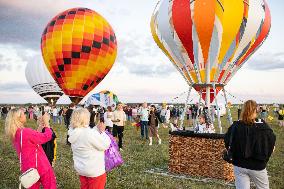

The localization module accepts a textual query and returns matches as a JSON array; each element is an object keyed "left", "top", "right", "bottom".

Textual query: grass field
[{"left": 0, "top": 108, "right": 283, "bottom": 189}]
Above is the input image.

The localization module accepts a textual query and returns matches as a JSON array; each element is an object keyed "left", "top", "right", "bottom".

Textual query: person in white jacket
[{"left": 68, "top": 108, "right": 111, "bottom": 189}]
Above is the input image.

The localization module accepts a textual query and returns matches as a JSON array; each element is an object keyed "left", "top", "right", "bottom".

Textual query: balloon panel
[
  {"left": 41, "top": 8, "right": 117, "bottom": 99},
  {"left": 152, "top": 0, "right": 271, "bottom": 87}
]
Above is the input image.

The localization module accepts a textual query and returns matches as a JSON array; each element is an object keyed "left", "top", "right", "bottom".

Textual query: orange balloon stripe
[
  {"left": 193, "top": 0, "right": 216, "bottom": 65},
  {"left": 172, "top": 0, "right": 194, "bottom": 64}
]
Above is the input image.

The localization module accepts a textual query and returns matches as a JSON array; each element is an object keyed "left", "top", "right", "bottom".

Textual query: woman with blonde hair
[
  {"left": 224, "top": 100, "right": 276, "bottom": 189},
  {"left": 68, "top": 108, "right": 111, "bottom": 189},
  {"left": 5, "top": 108, "right": 57, "bottom": 189}
]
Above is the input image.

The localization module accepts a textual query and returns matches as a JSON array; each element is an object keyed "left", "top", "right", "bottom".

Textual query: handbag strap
[
  {"left": 20, "top": 129, "right": 22, "bottom": 171},
  {"left": 20, "top": 129, "right": 38, "bottom": 171}
]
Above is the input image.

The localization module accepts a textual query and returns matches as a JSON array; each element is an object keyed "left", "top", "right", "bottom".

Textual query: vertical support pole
[
  {"left": 195, "top": 89, "right": 203, "bottom": 127},
  {"left": 212, "top": 83, "right": 222, "bottom": 134},
  {"left": 223, "top": 88, "right": 233, "bottom": 125},
  {"left": 180, "top": 85, "right": 192, "bottom": 130}
]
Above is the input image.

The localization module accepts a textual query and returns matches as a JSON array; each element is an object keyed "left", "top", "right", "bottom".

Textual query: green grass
[{"left": 0, "top": 108, "right": 283, "bottom": 189}]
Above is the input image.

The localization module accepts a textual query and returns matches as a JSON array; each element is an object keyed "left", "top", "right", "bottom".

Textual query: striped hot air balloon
[
  {"left": 25, "top": 60, "right": 63, "bottom": 105},
  {"left": 41, "top": 8, "right": 117, "bottom": 104},
  {"left": 151, "top": 0, "right": 271, "bottom": 104}
]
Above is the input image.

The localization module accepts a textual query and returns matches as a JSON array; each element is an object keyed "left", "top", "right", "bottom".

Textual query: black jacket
[
  {"left": 224, "top": 120, "right": 276, "bottom": 170},
  {"left": 41, "top": 127, "right": 56, "bottom": 165},
  {"left": 65, "top": 108, "right": 73, "bottom": 128},
  {"left": 148, "top": 111, "right": 163, "bottom": 127}
]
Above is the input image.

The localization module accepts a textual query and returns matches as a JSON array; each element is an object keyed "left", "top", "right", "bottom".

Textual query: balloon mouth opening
[
  {"left": 192, "top": 83, "right": 224, "bottom": 88},
  {"left": 192, "top": 83, "right": 224, "bottom": 104},
  {"left": 44, "top": 97, "right": 59, "bottom": 105},
  {"left": 69, "top": 96, "right": 84, "bottom": 105}
]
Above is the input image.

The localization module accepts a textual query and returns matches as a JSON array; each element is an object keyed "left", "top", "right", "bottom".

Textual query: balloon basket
[{"left": 169, "top": 131, "right": 234, "bottom": 182}]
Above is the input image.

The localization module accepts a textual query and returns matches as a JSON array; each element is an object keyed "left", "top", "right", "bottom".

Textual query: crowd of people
[{"left": 1, "top": 101, "right": 281, "bottom": 189}]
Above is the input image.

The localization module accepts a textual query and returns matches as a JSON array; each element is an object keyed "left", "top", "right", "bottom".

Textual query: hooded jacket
[
  {"left": 68, "top": 126, "right": 111, "bottom": 177},
  {"left": 224, "top": 120, "right": 276, "bottom": 170}
]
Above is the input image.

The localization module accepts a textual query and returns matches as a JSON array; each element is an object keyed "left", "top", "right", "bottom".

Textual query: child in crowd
[
  {"left": 195, "top": 114, "right": 215, "bottom": 133},
  {"left": 37, "top": 111, "right": 57, "bottom": 166}
]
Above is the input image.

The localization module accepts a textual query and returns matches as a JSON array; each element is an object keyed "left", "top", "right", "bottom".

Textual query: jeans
[
  {"left": 52, "top": 116, "right": 57, "bottom": 123},
  {"left": 140, "top": 121, "right": 148, "bottom": 139},
  {"left": 127, "top": 115, "right": 132, "bottom": 122},
  {"left": 58, "top": 116, "right": 63, "bottom": 125},
  {"left": 161, "top": 116, "right": 165, "bottom": 123},
  {"left": 234, "top": 166, "right": 269, "bottom": 189}
]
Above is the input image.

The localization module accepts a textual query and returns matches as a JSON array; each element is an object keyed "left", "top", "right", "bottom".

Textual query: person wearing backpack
[{"left": 224, "top": 100, "right": 276, "bottom": 189}]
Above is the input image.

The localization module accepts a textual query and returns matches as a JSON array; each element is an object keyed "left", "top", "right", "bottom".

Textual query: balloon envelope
[
  {"left": 151, "top": 0, "right": 271, "bottom": 102},
  {"left": 41, "top": 8, "right": 117, "bottom": 104},
  {"left": 25, "top": 60, "right": 63, "bottom": 104}
]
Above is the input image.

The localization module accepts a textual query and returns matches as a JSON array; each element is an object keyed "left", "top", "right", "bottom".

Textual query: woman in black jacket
[
  {"left": 224, "top": 100, "right": 276, "bottom": 189},
  {"left": 148, "top": 105, "right": 164, "bottom": 146}
]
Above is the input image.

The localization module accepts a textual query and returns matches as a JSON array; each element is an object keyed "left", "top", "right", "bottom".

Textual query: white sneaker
[
  {"left": 149, "top": 142, "right": 152, "bottom": 146},
  {"left": 158, "top": 139, "right": 162, "bottom": 145}
]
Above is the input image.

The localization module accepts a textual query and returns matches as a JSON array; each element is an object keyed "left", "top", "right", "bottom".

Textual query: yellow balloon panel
[{"left": 41, "top": 8, "right": 117, "bottom": 98}]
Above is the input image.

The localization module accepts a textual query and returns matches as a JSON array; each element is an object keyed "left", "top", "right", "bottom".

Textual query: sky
[{"left": 0, "top": 0, "right": 283, "bottom": 104}]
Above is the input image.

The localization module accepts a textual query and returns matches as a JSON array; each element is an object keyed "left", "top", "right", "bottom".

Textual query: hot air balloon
[
  {"left": 85, "top": 90, "right": 119, "bottom": 108},
  {"left": 151, "top": 0, "right": 270, "bottom": 103},
  {"left": 41, "top": 8, "right": 117, "bottom": 104},
  {"left": 25, "top": 60, "right": 64, "bottom": 105},
  {"left": 151, "top": 0, "right": 271, "bottom": 131}
]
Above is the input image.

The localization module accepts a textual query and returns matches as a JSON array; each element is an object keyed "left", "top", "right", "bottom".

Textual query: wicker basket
[{"left": 169, "top": 131, "right": 234, "bottom": 181}]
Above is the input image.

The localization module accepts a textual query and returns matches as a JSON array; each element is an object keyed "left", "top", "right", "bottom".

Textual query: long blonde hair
[
  {"left": 241, "top": 100, "right": 258, "bottom": 125},
  {"left": 70, "top": 108, "right": 90, "bottom": 129},
  {"left": 5, "top": 108, "right": 24, "bottom": 139}
]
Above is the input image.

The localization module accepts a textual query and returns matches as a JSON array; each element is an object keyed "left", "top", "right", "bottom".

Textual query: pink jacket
[{"left": 13, "top": 127, "right": 54, "bottom": 175}]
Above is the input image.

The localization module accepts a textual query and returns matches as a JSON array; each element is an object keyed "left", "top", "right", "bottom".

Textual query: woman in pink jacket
[{"left": 5, "top": 108, "right": 57, "bottom": 189}]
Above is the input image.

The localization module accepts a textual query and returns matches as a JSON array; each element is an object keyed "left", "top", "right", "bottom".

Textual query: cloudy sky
[{"left": 0, "top": 0, "right": 283, "bottom": 104}]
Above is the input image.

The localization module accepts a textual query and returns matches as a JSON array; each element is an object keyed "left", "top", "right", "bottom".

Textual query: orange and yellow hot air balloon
[
  {"left": 151, "top": 0, "right": 271, "bottom": 105},
  {"left": 41, "top": 8, "right": 117, "bottom": 104}
]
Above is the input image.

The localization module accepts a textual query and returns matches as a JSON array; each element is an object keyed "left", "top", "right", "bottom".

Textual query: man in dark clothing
[
  {"left": 41, "top": 127, "right": 57, "bottom": 165},
  {"left": 87, "top": 105, "right": 96, "bottom": 128},
  {"left": 2, "top": 106, "right": 8, "bottom": 119},
  {"left": 65, "top": 103, "right": 75, "bottom": 145}
]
